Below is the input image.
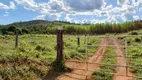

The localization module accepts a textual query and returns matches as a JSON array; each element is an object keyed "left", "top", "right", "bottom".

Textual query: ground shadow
[
  {"left": 42, "top": 68, "right": 65, "bottom": 80},
  {"left": 42, "top": 68, "right": 88, "bottom": 80},
  {"left": 42, "top": 60, "right": 72, "bottom": 80}
]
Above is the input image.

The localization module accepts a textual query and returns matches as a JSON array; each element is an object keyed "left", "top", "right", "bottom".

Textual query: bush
[
  {"left": 135, "top": 38, "right": 141, "bottom": 42},
  {"left": 127, "top": 41, "right": 131, "bottom": 44},
  {"left": 35, "top": 45, "right": 46, "bottom": 51},
  {"left": 8, "top": 26, "right": 16, "bottom": 32},
  {"left": 1, "top": 28, "right": 8, "bottom": 35},
  {"left": 130, "top": 32, "right": 138, "bottom": 35},
  {"left": 0, "top": 53, "right": 25, "bottom": 62},
  {"left": 22, "top": 28, "right": 29, "bottom": 34},
  {"left": 18, "top": 47, "right": 26, "bottom": 53},
  {"left": 77, "top": 47, "right": 86, "bottom": 53},
  {"left": 15, "top": 28, "right": 22, "bottom": 35}
]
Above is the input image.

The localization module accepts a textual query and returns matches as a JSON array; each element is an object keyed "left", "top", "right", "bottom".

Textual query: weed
[{"left": 135, "top": 38, "right": 141, "bottom": 42}]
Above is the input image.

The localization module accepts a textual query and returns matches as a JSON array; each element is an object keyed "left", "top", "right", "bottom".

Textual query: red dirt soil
[
  {"left": 56, "top": 38, "right": 135, "bottom": 80},
  {"left": 56, "top": 38, "right": 108, "bottom": 80},
  {"left": 113, "top": 39, "right": 135, "bottom": 80}
]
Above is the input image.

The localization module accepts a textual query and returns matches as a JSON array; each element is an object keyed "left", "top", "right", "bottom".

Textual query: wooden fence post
[
  {"left": 84, "top": 34, "right": 86, "bottom": 44},
  {"left": 77, "top": 36, "right": 80, "bottom": 47},
  {"left": 15, "top": 30, "right": 19, "bottom": 48},
  {"left": 125, "top": 36, "right": 128, "bottom": 76},
  {"left": 56, "top": 27, "right": 63, "bottom": 61}
]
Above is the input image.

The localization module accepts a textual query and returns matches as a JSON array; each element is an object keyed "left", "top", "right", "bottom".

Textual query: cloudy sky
[{"left": 0, "top": 0, "right": 142, "bottom": 24}]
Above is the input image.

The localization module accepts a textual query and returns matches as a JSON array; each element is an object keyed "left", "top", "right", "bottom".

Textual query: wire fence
[
  {"left": 63, "top": 35, "right": 142, "bottom": 79},
  {"left": 0, "top": 34, "right": 142, "bottom": 79}
]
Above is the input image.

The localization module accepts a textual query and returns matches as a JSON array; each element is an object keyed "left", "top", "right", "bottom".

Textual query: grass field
[
  {"left": 127, "top": 36, "right": 142, "bottom": 79},
  {"left": 0, "top": 34, "right": 100, "bottom": 80},
  {"left": 0, "top": 30, "right": 142, "bottom": 80}
]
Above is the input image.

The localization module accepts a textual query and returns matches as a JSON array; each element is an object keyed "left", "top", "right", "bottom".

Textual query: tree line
[{"left": 0, "top": 20, "right": 142, "bottom": 35}]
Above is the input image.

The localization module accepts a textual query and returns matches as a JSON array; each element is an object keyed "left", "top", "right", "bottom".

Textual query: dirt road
[
  {"left": 55, "top": 38, "right": 135, "bottom": 80},
  {"left": 113, "top": 39, "right": 135, "bottom": 80},
  {"left": 56, "top": 38, "right": 108, "bottom": 80}
]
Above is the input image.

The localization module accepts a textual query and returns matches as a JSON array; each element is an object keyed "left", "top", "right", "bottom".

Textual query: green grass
[
  {"left": 0, "top": 34, "right": 100, "bottom": 62},
  {"left": 91, "top": 47, "right": 116, "bottom": 80},
  {"left": 126, "top": 36, "right": 142, "bottom": 79},
  {"left": 0, "top": 60, "right": 50, "bottom": 80},
  {"left": 0, "top": 35, "right": 57, "bottom": 62},
  {"left": 1, "top": 32, "right": 142, "bottom": 80},
  {"left": 63, "top": 36, "right": 100, "bottom": 60},
  {"left": 118, "top": 33, "right": 142, "bottom": 80},
  {"left": 0, "top": 34, "right": 100, "bottom": 80}
]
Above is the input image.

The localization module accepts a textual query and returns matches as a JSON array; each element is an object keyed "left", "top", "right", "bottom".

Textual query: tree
[
  {"left": 15, "top": 28, "right": 22, "bottom": 35},
  {"left": 1, "top": 28, "right": 8, "bottom": 35},
  {"left": 8, "top": 25, "right": 16, "bottom": 32},
  {"left": 22, "top": 28, "right": 29, "bottom": 34}
]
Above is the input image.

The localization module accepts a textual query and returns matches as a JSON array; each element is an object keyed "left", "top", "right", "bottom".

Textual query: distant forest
[{"left": 0, "top": 20, "right": 142, "bottom": 35}]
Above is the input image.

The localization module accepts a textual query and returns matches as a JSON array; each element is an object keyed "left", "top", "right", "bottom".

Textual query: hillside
[
  {"left": 6, "top": 20, "right": 74, "bottom": 27},
  {"left": 0, "top": 20, "right": 142, "bottom": 34},
  {"left": 0, "top": 20, "right": 78, "bottom": 34}
]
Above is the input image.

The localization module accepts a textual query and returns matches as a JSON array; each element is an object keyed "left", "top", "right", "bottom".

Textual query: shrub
[
  {"left": 127, "top": 41, "right": 131, "bottom": 44},
  {"left": 15, "top": 28, "right": 22, "bottom": 35},
  {"left": 131, "top": 32, "right": 138, "bottom": 35},
  {"left": 135, "top": 38, "right": 141, "bottom": 42},
  {"left": 35, "top": 45, "right": 46, "bottom": 51},
  {"left": 18, "top": 47, "right": 26, "bottom": 53},
  {"left": 77, "top": 47, "right": 86, "bottom": 53},
  {"left": 1, "top": 28, "right": 8, "bottom": 35},
  {"left": 22, "top": 28, "right": 29, "bottom": 34},
  {"left": 8, "top": 26, "right": 16, "bottom": 32}
]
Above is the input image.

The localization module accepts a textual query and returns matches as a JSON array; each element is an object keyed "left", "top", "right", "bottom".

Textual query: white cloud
[
  {"left": 0, "top": 3, "right": 9, "bottom": 9},
  {"left": 0, "top": 1, "right": 16, "bottom": 10},
  {"left": 34, "top": 14, "right": 46, "bottom": 20},
  {"left": 3, "top": 12, "right": 9, "bottom": 16},
  {"left": 133, "top": 15, "right": 139, "bottom": 20},
  {"left": 15, "top": 0, "right": 106, "bottom": 13},
  {"left": 64, "top": 0, "right": 106, "bottom": 12},
  {"left": 34, "top": 13, "right": 62, "bottom": 21},
  {"left": 139, "top": 7, "right": 142, "bottom": 11},
  {"left": 14, "top": 0, "right": 142, "bottom": 23},
  {"left": 65, "top": 14, "right": 72, "bottom": 22},
  {"left": 117, "top": 0, "right": 130, "bottom": 5},
  {"left": 15, "top": 0, "right": 38, "bottom": 11},
  {"left": 9, "top": 1, "right": 16, "bottom": 9}
]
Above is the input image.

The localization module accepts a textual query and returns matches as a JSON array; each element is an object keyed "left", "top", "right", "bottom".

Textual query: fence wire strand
[{"left": 64, "top": 35, "right": 142, "bottom": 79}]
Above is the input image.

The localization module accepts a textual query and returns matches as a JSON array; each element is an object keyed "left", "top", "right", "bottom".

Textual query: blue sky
[{"left": 0, "top": 0, "right": 142, "bottom": 25}]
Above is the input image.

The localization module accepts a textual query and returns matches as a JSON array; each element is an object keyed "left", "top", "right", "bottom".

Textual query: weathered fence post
[
  {"left": 84, "top": 34, "right": 86, "bottom": 44},
  {"left": 77, "top": 36, "right": 80, "bottom": 47},
  {"left": 15, "top": 30, "right": 19, "bottom": 48},
  {"left": 56, "top": 27, "right": 63, "bottom": 61},
  {"left": 125, "top": 36, "right": 128, "bottom": 76}
]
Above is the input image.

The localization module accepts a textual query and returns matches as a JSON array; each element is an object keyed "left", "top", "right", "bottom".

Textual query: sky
[{"left": 0, "top": 0, "right": 142, "bottom": 25}]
